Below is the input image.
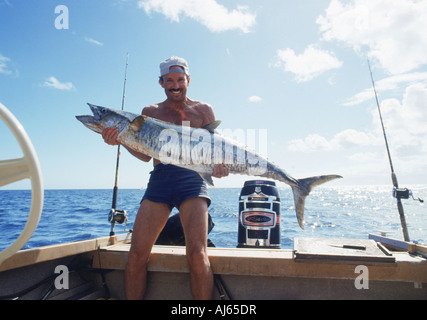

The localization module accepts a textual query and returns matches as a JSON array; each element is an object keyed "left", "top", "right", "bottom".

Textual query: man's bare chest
[{"left": 153, "top": 109, "right": 204, "bottom": 128}]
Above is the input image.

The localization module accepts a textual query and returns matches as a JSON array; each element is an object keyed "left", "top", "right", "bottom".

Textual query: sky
[{"left": 1, "top": 0, "right": 427, "bottom": 190}]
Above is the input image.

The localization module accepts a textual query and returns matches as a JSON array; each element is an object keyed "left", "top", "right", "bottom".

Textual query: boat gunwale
[{"left": 0, "top": 233, "right": 131, "bottom": 273}]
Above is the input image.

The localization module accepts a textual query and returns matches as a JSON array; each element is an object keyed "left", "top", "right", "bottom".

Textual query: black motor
[
  {"left": 155, "top": 213, "right": 215, "bottom": 247},
  {"left": 237, "top": 180, "right": 281, "bottom": 248}
]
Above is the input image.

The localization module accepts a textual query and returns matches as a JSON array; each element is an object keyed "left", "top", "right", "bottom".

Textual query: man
[{"left": 102, "top": 56, "right": 228, "bottom": 300}]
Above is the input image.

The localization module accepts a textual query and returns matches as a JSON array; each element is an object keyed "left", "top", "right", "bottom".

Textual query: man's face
[{"left": 160, "top": 67, "right": 190, "bottom": 102}]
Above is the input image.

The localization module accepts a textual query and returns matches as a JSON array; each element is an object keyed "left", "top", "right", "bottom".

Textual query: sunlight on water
[{"left": 0, "top": 186, "right": 425, "bottom": 251}]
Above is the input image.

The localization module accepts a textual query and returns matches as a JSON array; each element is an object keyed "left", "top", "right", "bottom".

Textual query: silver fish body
[{"left": 77, "top": 103, "right": 342, "bottom": 229}]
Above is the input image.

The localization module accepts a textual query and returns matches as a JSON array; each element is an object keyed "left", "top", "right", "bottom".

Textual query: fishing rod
[
  {"left": 108, "top": 53, "right": 129, "bottom": 236},
  {"left": 367, "top": 59, "right": 423, "bottom": 242}
]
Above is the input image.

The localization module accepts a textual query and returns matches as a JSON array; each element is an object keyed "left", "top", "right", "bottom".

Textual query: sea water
[{"left": 0, "top": 185, "right": 426, "bottom": 251}]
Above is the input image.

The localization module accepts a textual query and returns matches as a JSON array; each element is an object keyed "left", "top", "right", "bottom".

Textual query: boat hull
[{"left": 1, "top": 234, "right": 426, "bottom": 300}]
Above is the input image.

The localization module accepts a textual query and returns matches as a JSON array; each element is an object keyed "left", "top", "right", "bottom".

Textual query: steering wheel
[{"left": 0, "top": 103, "right": 44, "bottom": 263}]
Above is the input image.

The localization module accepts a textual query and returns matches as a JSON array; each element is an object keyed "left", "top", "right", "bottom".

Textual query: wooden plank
[
  {"left": 293, "top": 238, "right": 396, "bottom": 263},
  {"left": 96, "top": 243, "right": 427, "bottom": 283},
  {"left": 369, "top": 234, "right": 409, "bottom": 251},
  {"left": 369, "top": 234, "right": 427, "bottom": 258}
]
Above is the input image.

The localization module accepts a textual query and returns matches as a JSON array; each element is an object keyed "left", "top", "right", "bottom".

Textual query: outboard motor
[{"left": 238, "top": 180, "right": 281, "bottom": 248}]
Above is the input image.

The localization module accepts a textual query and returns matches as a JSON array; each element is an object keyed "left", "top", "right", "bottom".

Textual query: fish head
[{"left": 76, "top": 103, "right": 136, "bottom": 134}]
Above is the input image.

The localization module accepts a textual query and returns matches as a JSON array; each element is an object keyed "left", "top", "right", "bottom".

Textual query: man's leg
[
  {"left": 125, "top": 199, "right": 170, "bottom": 300},
  {"left": 179, "top": 197, "right": 214, "bottom": 300}
]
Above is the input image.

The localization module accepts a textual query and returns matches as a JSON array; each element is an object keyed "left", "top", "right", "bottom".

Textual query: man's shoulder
[
  {"left": 190, "top": 99, "right": 212, "bottom": 108},
  {"left": 190, "top": 100, "right": 214, "bottom": 114},
  {"left": 141, "top": 104, "right": 161, "bottom": 117},
  {"left": 189, "top": 100, "right": 215, "bottom": 125}
]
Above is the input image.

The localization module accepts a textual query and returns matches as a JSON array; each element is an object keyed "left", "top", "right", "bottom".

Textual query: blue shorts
[{"left": 142, "top": 164, "right": 211, "bottom": 210}]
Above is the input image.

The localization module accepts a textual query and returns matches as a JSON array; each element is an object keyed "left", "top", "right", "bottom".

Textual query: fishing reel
[
  {"left": 108, "top": 209, "right": 128, "bottom": 224},
  {"left": 393, "top": 188, "right": 424, "bottom": 203}
]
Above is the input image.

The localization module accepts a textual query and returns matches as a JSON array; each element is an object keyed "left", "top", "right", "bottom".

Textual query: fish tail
[{"left": 291, "top": 175, "right": 342, "bottom": 229}]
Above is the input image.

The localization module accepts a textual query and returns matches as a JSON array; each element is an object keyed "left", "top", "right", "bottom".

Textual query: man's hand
[
  {"left": 102, "top": 127, "right": 120, "bottom": 146},
  {"left": 213, "top": 164, "right": 229, "bottom": 178}
]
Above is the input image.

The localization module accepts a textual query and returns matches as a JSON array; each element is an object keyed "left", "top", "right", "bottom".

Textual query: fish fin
[
  {"left": 199, "top": 172, "right": 215, "bottom": 187},
  {"left": 130, "top": 115, "right": 147, "bottom": 131},
  {"left": 202, "top": 120, "right": 221, "bottom": 133},
  {"left": 291, "top": 175, "right": 343, "bottom": 229},
  {"left": 291, "top": 187, "right": 307, "bottom": 229}
]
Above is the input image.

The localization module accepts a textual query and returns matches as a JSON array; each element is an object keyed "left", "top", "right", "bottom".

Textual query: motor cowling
[{"left": 238, "top": 180, "right": 281, "bottom": 248}]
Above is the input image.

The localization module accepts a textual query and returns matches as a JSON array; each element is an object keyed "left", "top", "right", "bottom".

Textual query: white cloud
[
  {"left": 0, "top": 54, "right": 11, "bottom": 75},
  {"left": 317, "top": 0, "right": 427, "bottom": 75},
  {"left": 288, "top": 134, "right": 333, "bottom": 152},
  {"left": 248, "top": 96, "right": 262, "bottom": 103},
  {"left": 288, "top": 130, "right": 379, "bottom": 152},
  {"left": 274, "top": 45, "right": 343, "bottom": 82},
  {"left": 42, "top": 76, "right": 74, "bottom": 90},
  {"left": 345, "top": 72, "right": 427, "bottom": 106},
  {"left": 377, "top": 83, "right": 427, "bottom": 143},
  {"left": 138, "top": 0, "right": 256, "bottom": 33},
  {"left": 348, "top": 152, "right": 378, "bottom": 163},
  {"left": 289, "top": 83, "right": 427, "bottom": 181},
  {"left": 344, "top": 89, "right": 373, "bottom": 107},
  {"left": 85, "top": 37, "right": 104, "bottom": 46},
  {"left": 373, "top": 83, "right": 427, "bottom": 178},
  {"left": 0, "top": 53, "right": 16, "bottom": 76},
  {"left": 288, "top": 82, "right": 427, "bottom": 184}
]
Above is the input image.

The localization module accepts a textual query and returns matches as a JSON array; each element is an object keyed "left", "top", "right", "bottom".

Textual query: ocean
[{"left": 0, "top": 185, "right": 426, "bottom": 252}]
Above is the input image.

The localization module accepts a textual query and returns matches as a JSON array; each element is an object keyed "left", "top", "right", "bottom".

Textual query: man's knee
[
  {"left": 127, "top": 250, "right": 150, "bottom": 273},
  {"left": 187, "top": 249, "right": 210, "bottom": 271}
]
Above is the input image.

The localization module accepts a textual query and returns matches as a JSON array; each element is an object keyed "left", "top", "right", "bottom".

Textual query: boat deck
[{"left": 1, "top": 235, "right": 426, "bottom": 300}]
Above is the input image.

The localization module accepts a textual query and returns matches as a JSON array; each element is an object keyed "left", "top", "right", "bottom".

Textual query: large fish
[{"left": 76, "top": 103, "right": 342, "bottom": 229}]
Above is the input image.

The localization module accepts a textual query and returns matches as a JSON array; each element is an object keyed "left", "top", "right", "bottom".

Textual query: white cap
[{"left": 159, "top": 56, "right": 190, "bottom": 78}]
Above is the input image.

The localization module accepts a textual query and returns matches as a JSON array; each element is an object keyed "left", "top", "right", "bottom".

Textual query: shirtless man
[{"left": 102, "top": 57, "right": 228, "bottom": 300}]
